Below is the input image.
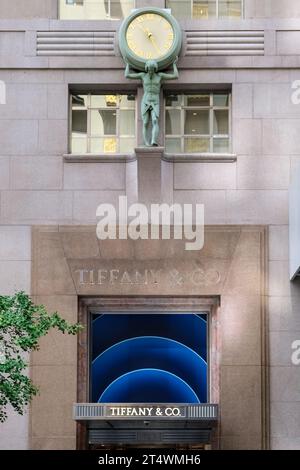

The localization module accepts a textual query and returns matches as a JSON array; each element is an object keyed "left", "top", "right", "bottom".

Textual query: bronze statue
[{"left": 125, "top": 58, "right": 178, "bottom": 146}]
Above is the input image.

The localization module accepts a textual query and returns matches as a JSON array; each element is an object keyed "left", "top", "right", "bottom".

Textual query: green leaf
[{"left": 0, "top": 292, "right": 83, "bottom": 422}]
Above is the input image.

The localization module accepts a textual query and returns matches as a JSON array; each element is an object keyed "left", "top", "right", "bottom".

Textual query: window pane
[
  {"left": 59, "top": 0, "right": 134, "bottom": 20},
  {"left": 213, "top": 93, "right": 229, "bottom": 107},
  {"left": 91, "top": 109, "right": 117, "bottom": 135},
  {"left": 166, "top": 94, "right": 181, "bottom": 107},
  {"left": 71, "top": 136, "right": 87, "bottom": 153},
  {"left": 91, "top": 137, "right": 117, "bottom": 153},
  {"left": 165, "top": 110, "right": 181, "bottom": 135},
  {"left": 193, "top": 1, "right": 216, "bottom": 19},
  {"left": 184, "top": 95, "right": 210, "bottom": 107},
  {"left": 120, "top": 137, "right": 135, "bottom": 153},
  {"left": 72, "top": 94, "right": 87, "bottom": 108},
  {"left": 120, "top": 110, "right": 135, "bottom": 136},
  {"left": 119, "top": 94, "right": 136, "bottom": 109},
  {"left": 213, "top": 110, "right": 229, "bottom": 134},
  {"left": 166, "top": 1, "right": 189, "bottom": 19},
  {"left": 184, "top": 137, "right": 210, "bottom": 153},
  {"left": 91, "top": 95, "right": 117, "bottom": 108},
  {"left": 111, "top": 0, "right": 133, "bottom": 20},
  {"left": 184, "top": 110, "right": 209, "bottom": 135},
  {"left": 213, "top": 137, "right": 229, "bottom": 152},
  {"left": 165, "top": 138, "right": 181, "bottom": 153},
  {"left": 72, "top": 110, "right": 87, "bottom": 134},
  {"left": 218, "top": 1, "right": 242, "bottom": 18}
]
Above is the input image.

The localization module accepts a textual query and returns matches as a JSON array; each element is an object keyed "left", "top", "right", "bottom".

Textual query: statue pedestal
[{"left": 135, "top": 146, "right": 165, "bottom": 205}]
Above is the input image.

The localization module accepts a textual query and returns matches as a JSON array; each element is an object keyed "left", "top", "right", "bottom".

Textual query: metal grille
[
  {"left": 36, "top": 31, "right": 115, "bottom": 56},
  {"left": 75, "top": 404, "right": 104, "bottom": 418},
  {"left": 186, "top": 31, "right": 264, "bottom": 56},
  {"left": 188, "top": 405, "right": 218, "bottom": 419}
]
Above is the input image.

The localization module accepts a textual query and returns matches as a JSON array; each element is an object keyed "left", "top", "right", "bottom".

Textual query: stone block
[
  {"left": 174, "top": 162, "right": 236, "bottom": 190},
  {"left": 220, "top": 366, "right": 262, "bottom": 437},
  {"left": 270, "top": 331, "right": 300, "bottom": 366},
  {"left": 269, "top": 225, "right": 289, "bottom": 261},
  {"left": 31, "top": 295, "right": 78, "bottom": 366},
  {"left": 237, "top": 156, "right": 290, "bottom": 190},
  {"left": 263, "top": 119, "right": 300, "bottom": 156},
  {"left": 31, "top": 365, "right": 77, "bottom": 438},
  {"left": 232, "top": 83, "right": 253, "bottom": 119},
  {"left": 38, "top": 120, "right": 68, "bottom": 156},
  {"left": 0, "top": 84, "right": 47, "bottom": 120},
  {"left": 269, "top": 295, "right": 300, "bottom": 332},
  {"left": 236, "top": 70, "right": 290, "bottom": 83},
  {"left": 232, "top": 119, "right": 262, "bottom": 156},
  {"left": 60, "top": 227, "right": 100, "bottom": 259},
  {"left": 277, "top": 31, "right": 300, "bottom": 55},
  {"left": 1, "top": 191, "right": 72, "bottom": 223},
  {"left": 271, "top": 437, "right": 300, "bottom": 450},
  {"left": 63, "top": 163, "right": 125, "bottom": 190},
  {"left": 0, "top": 225, "right": 31, "bottom": 260},
  {"left": 270, "top": 366, "right": 300, "bottom": 402},
  {"left": 174, "top": 190, "right": 227, "bottom": 224},
  {"left": 271, "top": 402, "right": 300, "bottom": 438},
  {"left": 0, "top": 120, "right": 38, "bottom": 155},
  {"left": 0, "top": 157, "right": 10, "bottom": 189},
  {"left": 221, "top": 295, "right": 262, "bottom": 366},
  {"left": 0, "top": 407, "right": 29, "bottom": 450},
  {"left": 47, "top": 84, "right": 69, "bottom": 120},
  {"left": 72, "top": 190, "right": 125, "bottom": 223},
  {"left": 11, "top": 157, "right": 63, "bottom": 190},
  {"left": 0, "top": 260, "right": 31, "bottom": 294},
  {"left": 31, "top": 437, "right": 76, "bottom": 450},
  {"left": 226, "top": 190, "right": 288, "bottom": 224},
  {"left": 254, "top": 83, "right": 300, "bottom": 118},
  {"left": 269, "top": 261, "right": 300, "bottom": 297}
]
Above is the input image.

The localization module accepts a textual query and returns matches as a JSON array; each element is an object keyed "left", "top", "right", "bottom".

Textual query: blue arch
[
  {"left": 92, "top": 336, "right": 207, "bottom": 403},
  {"left": 99, "top": 368, "right": 200, "bottom": 403}
]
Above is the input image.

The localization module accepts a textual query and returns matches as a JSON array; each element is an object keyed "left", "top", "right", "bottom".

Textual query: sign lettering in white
[{"left": 107, "top": 405, "right": 186, "bottom": 418}]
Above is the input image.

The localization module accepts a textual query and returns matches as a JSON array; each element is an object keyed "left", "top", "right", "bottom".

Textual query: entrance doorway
[{"left": 76, "top": 296, "right": 220, "bottom": 449}]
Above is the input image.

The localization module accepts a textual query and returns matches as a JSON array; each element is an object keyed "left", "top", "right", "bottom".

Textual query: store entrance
[
  {"left": 75, "top": 297, "right": 220, "bottom": 450},
  {"left": 83, "top": 417, "right": 217, "bottom": 450}
]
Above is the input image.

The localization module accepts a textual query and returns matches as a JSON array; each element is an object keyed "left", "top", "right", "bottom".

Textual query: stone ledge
[
  {"left": 64, "top": 151, "right": 237, "bottom": 163},
  {"left": 63, "top": 153, "right": 136, "bottom": 163},
  {"left": 163, "top": 153, "right": 237, "bottom": 163}
]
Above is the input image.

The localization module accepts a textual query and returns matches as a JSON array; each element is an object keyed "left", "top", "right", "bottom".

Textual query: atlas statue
[{"left": 125, "top": 58, "right": 178, "bottom": 147}]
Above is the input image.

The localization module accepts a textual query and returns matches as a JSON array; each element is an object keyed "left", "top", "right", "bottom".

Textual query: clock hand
[
  {"left": 149, "top": 35, "right": 162, "bottom": 55},
  {"left": 136, "top": 23, "right": 148, "bottom": 35}
]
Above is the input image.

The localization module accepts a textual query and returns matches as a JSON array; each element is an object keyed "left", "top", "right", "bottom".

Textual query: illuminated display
[{"left": 91, "top": 313, "right": 208, "bottom": 404}]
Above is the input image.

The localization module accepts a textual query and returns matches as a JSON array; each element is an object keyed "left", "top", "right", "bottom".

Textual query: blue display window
[{"left": 90, "top": 313, "right": 208, "bottom": 404}]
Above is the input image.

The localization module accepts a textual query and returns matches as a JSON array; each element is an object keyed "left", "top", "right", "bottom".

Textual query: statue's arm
[
  {"left": 159, "top": 58, "right": 179, "bottom": 80},
  {"left": 125, "top": 62, "right": 144, "bottom": 80}
]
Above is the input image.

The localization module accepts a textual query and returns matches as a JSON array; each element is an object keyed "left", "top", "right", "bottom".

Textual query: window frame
[
  {"left": 166, "top": 0, "right": 244, "bottom": 20},
  {"left": 70, "top": 92, "right": 137, "bottom": 155},
  {"left": 164, "top": 91, "right": 232, "bottom": 154},
  {"left": 59, "top": 0, "right": 136, "bottom": 21}
]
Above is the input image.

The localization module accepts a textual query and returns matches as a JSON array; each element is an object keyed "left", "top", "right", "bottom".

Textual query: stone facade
[{"left": 0, "top": 0, "right": 300, "bottom": 450}]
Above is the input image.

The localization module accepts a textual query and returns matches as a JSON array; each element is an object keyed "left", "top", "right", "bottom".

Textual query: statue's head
[{"left": 145, "top": 60, "right": 158, "bottom": 74}]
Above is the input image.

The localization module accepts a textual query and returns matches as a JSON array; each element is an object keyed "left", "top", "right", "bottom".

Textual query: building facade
[{"left": 0, "top": 0, "right": 300, "bottom": 450}]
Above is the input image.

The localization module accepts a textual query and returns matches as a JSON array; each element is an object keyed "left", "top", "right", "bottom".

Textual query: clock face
[{"left": 126, "top": 13, "right": 175, "bottom": 61}]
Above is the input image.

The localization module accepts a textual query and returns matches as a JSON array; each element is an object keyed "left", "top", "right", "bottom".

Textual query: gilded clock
[{"left": 119, "top": 7, "right": 182, "bottom": 71}]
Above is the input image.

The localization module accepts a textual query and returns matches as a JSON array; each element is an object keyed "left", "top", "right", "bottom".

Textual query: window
[
  {"left": 91, "top": 312, "right": 208, "bottom": 403},
  {"left": 166, "top": 0, "right": 243, "bottom": 20},
  {"left": 71, "top": 93, "right": 136, "bottom": 154},
  {"left": 59, "top": 0, "right": 135, "bottom": 20},
  {"left": 165, "top": 92, "right": 230, "bottom": 154}
]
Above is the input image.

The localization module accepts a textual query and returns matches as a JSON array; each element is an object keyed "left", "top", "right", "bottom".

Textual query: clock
[{"left": 119, "top": 7, "right": 182, "bottom": 71}]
